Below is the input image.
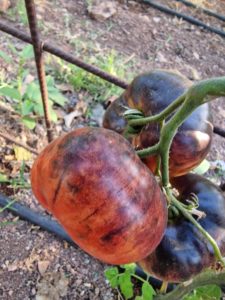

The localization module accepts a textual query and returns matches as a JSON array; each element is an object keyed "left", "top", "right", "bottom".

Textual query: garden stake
[{"left": 25, "top": 0, "right": 53, "bottom": 142}]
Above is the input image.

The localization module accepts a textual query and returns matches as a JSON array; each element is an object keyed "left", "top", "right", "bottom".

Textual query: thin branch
[{"left": 0, "top": 131, "right": 38, "bottom": 155}]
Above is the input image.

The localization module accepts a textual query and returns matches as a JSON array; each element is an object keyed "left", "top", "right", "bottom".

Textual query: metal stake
[{"left": 24, "top": 0, "right": 53, "bottom": 142}]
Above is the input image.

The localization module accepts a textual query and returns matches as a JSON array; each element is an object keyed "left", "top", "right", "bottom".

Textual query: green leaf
[
  {"left": 21, "top": 100, "right": 34, "bottom": 115},
  {"left": 122, "top": 263, "right": 136, "bottom": 274},
  {"left": 135, "top": 297, "right": 143, "bottom": 300},
  {"left": 119, "top": 273, "right": 133, "bottom": 299},
  {"left": 193, "top": 160, "right": 210, "bottom": 175},
  {"left": 183, "top": 285, "right": 221, "bottom": 300},
  {"left": 0, "top": 86, "right": 21, "bottom": 101},
  {"left": 0, "top": 173, "right": 9, "bottom": 183},
  {"left": 0, "top": 221, "right": 18, "bottom": 227},
  {"left": 8, "top": 43, "right": 18, "bottom": 55},
  {"left": 20, "top": 45, "right": 34, "bottom": 60},
  {"left": 22, "top": 116, "right": 36, "bottom": 130},
  {"left": 46, "top": 75, "right": 55, "bottom": 87},
  {"left": 48, "top": 89, "right": 67, "bottom": 106},
  {"left": 0, "top": 199, "right": 16, "bottom": 213},
  {"left": 25, "top": 82, "right": 42, "bottom": 102},
  {"left": 33, "top": 101, "right": 44, "bottom": 115},
  {"left": 0, "top": 50, "right": 12, "bottom": 63},
  {"left": 104, "top": 267, "right": 119, "bottom": 288},
  {"left": 49, "top": 107, "right": 58, "bottom": 123},
  {"left": 142, "top": 282, "right": 155, "bottom": 300}
]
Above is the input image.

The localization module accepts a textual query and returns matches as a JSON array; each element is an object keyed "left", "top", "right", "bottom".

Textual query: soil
[{"left": 0, "top": 0, "right": 225, "bottom": 299}]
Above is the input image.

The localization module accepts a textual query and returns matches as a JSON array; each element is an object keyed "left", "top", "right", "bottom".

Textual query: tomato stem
[
  {"left": 127, "top": 93, "right": 186, "bottom": 127},
  {"left": 159, "top": 281, "right": 168, "bottom": 294},
  {"left": 136, "top": 143, "right": 159, "bottom": 158}
]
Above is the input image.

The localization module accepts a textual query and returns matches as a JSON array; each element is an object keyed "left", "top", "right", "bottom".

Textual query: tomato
[
  {"left": 31, "top": 127, "right": 167, "bottom": 265},
  {"left": 103, "top": 94, "right": 127, "bottom": 134},
  {"left": 103, "top": 70, "right": 213, "bottom": 177},
  {"left": 138, "top": 173, "right": 225, "bottom": 283}
]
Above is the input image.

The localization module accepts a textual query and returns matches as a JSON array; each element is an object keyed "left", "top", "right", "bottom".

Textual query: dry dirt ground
[{"left": 0, "top": 0, "right": 225, "bottom": 299}]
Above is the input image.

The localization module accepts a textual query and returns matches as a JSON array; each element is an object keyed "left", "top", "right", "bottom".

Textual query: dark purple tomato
[
  {"left": 139, "top": 173, "right": 225, "bottom": 282},
  {"left": 103, "top": 70, "right": 213, "bottom": 177}
]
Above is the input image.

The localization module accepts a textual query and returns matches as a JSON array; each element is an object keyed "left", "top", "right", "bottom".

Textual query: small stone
[
  {"left": 153, "top": 17, "right": 161, "bottom": 23},
  {"left": 193, "top": 52, "right": 200, "bottom": 60},
  {"left": 0, "top": 0, "right": 10, "bottom": 12},
  {"left": 37, "top": 261, "right": 50, "bottom": 276},
  {"left": 95, "top": 287, "right": 100, "bottom": 295},
  {"left": 75, "top": 279, "right": 82, "bottom": 286},
  {"left": 156, "top": 52, "right": 167, "bottom": 63},
  {"left": 88, "top": 1, "right": 117, "bottom": 22}
]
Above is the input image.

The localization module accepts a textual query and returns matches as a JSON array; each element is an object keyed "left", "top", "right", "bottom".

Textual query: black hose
[
  {"left": 175, "top": 0, "right": 225, "bottom": 22},
  {"left": 0, "top": 193, "right": 75, "bottom": 246},
  {"left": 142, "top": 0, "right": 225, "bottom": 39},
  {"left": 214, "top": 126, "right": 225, "bottom": 138}
]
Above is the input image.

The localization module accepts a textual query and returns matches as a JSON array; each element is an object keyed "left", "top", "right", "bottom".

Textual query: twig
[{"left": 0, "top": 131, "right": 38, "bottom": 155}]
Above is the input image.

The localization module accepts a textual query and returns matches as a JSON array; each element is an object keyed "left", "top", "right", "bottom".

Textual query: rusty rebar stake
[{"left": 24, "top": 0, "right": 53, "bottom": 142}]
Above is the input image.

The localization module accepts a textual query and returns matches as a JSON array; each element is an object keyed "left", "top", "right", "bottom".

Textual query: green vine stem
[
  {"left": 127, "top": 93, "right": 186, "bottom": 127},
  {"left": 155, "top": 269, "right": 225, "bottom": 300}
]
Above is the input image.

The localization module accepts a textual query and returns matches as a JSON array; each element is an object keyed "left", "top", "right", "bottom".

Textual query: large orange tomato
[{"left": 31, "top": 127, "right": 167, "bottom": 265}]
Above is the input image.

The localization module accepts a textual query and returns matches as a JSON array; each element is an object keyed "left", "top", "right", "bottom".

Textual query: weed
[
  {"left": 0, "top": 221, "right": 19, "bottom": 227},
  {"left": 105, "top": 264, "right": 155, "bottom": 300},
  {"left": 50, "top": 49, "right": 132, "bottom": 103},
  {"left": 105, "top": 264, "right": 222, "bottom": 300},
  {"left": 0, "top": 45, "right": 67, "bottom": 129},
  {"left": 8, "top": 0, "right": 28, "bottom": 25},
  {"left": 0, "top": 199, "right": 17, "bottom": 213},
  {"left": 0, "top": 161, "right": 30, "bottom": 190}
]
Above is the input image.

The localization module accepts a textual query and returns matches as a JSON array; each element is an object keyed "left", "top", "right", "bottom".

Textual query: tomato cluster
[
  {"left": 31, "top": 69, "right": 225, "bottom": 283},
  {"left": 104, "top": 70, "right": 213, "bottom": 177}
]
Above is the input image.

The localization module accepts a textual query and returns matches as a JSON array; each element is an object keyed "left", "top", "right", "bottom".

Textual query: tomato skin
[
  {"left": 103, "top": 70, "right": 213, "bottom": 177},
  {"left": 138, "top": 173, "right": 225, "bottom": 283},
  {"left": 31, "top": 127, "right": 167, "bottom": 265}
]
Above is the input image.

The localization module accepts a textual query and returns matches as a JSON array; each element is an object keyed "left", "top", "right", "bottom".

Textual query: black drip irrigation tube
[
  {"left": 214, "top": 126, "right": 225, "bottom": 138},
  {"left": 0, "top": 193, "right": 75, "bottom": 246},
  {"left": 142, "top": 0, "right": 225, "bottom": 39},
  {"left": 175, "top": 0, "right": 225, "bottom": 22}
]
